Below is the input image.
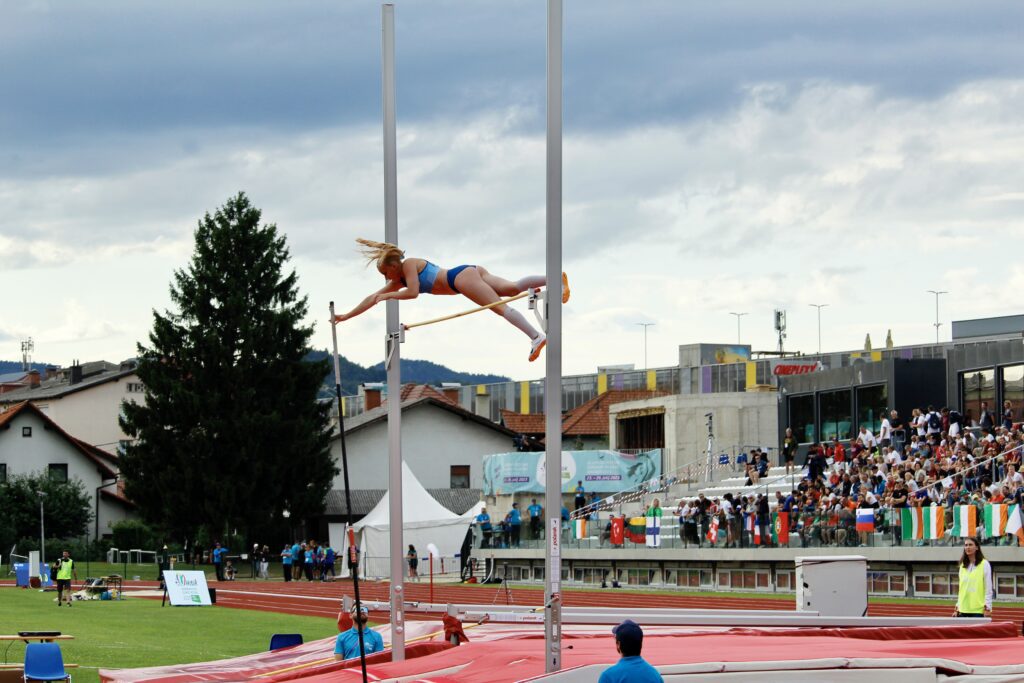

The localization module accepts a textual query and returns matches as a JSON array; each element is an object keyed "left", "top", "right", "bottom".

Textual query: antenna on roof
[{"left": 20, "top": 338, "right": 34, "bottom": 371}]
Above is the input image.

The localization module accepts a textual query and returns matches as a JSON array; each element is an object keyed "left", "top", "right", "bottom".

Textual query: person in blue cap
[
  {"left": 334, "top": 605, "right": 384, "bottom": 661},
  {"left": 599, "top": 619, "right": 663, "bottom": 683}
]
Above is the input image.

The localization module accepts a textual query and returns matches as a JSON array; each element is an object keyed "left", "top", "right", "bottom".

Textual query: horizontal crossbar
[{"left": 404, "top": 291, "right": 531, "bottom": 330}]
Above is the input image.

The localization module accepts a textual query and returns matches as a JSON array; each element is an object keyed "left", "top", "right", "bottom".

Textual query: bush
[{"left": 111, "top": 519, "right": 159, "bottom": 551}]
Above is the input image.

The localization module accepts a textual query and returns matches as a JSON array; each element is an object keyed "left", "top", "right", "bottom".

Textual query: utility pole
[
  {"left": 808, "top": 303, "right": 828, "bottom": 355},
  {"left": 636, "top": 323, "right": 655, "bottom": 370},
  {"left": 728, "top": 312, "right": 747, "bottom": 345},
  {"left": 927, "top": 290, "right": 948, "bottom": 343},
  {"left": 37, "top": 491, "right": 46, "bottom": 565}
]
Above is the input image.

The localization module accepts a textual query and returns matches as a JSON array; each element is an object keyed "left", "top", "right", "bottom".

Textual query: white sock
[
  {"left": 515, "top": 275, "right": 546, "bottom": 291},
  {"left": 503, "top": 306, "right": 540, "bottom": 339}
]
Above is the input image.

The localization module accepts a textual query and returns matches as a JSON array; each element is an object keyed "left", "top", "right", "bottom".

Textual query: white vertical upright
[
  {"left": 381, "top": 2, "right": 405, "bottom": 662},
  {"left": 544, "top": 0, "right": 563, "bottom": 673}
]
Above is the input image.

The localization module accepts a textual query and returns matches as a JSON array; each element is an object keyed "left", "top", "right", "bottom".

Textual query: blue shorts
[{"left": 446, "top": 265, "right": 474, "bottom": 293}]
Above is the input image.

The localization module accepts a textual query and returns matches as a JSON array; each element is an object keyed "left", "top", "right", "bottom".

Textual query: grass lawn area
[
  {"left": 0, "top": 587, "right": 335, "bottom": 683},
  {"left": 17, "top": 560, "right": 292, "bottom": 583}
]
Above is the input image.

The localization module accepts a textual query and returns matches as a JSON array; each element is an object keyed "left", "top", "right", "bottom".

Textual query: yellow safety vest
[
  {"left": 957, "top": 559, "right": 988, "bottom": 614},
  {"left": 56, "top": 558, "right": 74, "bottom": 581}
]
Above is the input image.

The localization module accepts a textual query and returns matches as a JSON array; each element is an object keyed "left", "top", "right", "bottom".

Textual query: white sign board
[{"left": 162, "top": 570, "right": 212, "bottom": 606}]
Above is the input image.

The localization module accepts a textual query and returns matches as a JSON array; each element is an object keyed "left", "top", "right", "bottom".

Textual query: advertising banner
[
  {"left": 482, "top": 449, "right": 661, "bottom": 495},
  {"left": 162, "top": 570, "right": 212, "bottom": 606},
  {"left": 770, "top": 359, "right": 822, "bottom": 376}
]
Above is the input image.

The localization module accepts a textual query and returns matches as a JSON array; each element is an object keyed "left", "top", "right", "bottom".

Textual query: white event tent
[{"left": 349, "top": 461, "right": 483, "bottom": 579}]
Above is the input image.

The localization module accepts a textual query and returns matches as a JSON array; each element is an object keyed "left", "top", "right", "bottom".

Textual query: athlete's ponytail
[{"left": 355, "top": 238, "right": 404, "bottom": 270}]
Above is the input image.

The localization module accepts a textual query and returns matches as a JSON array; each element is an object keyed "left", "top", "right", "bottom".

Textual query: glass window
[
  {"left": 890, "top": 573, "right": 905, "bottom": 593},
  {"left": 997, "top": 575, "right": 1016, "bottom": 596},
  {"left": 777, "top": 571, "right": 792, "bottom": 590},
  {"left": 719, "top": 571, "right": 730, "bottom": 587},
  {"left": 789, "top": 394, "right": 816, "bottom": 445},
  {"left": 914, "top": 574, "right": 930, "bottom": 594},
  {"left": 1001, "top": 365, "right": 1024, "bottom": 423},
  {"left": 22, "top": 426, "right": 32, "bottom": 437},
  {"left": 856, "top": 385, "right": 888, "bottom": 435},
  {"left": 961, "top": 369, "right": 996, "bottom": 427},
  {"left": 48, "top": 464, "right": 68, "bottom": 483},
  {"left": 819, "top": 389, "right": 853, "bottom": 441},
  {"left": 450, "top": 466, "right": 470, "bottom": 489}
]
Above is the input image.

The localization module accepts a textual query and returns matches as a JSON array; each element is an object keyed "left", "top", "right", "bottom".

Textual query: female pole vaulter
[{"left": 334, "top": 238, "right": 569, "bottom": 362}]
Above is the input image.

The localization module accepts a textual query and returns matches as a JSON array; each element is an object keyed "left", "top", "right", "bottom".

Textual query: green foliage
[
  {"left": 112, "top": 519, "right": 160, "bottom": 551},
  {"left": 119, "top": 193, "right": 337, "bottom": 542},
  {"left": 0, "top": 472, "right": 92, "bottom": 550}
]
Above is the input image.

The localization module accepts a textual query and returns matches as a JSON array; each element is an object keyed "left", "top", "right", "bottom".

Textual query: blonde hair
[{"left": 356, "top": 238, "right": 404, "bottom": 270}]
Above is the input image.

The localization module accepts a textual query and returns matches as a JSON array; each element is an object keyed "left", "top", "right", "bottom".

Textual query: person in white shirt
[
  {"left": 859, "top": 426, "right": 878, "bottom": 450},
  {"left": 912, "top": 408, "right": 927, "bottom": 439},
  {"left": 878, "top": 416, "right": 892, "bottom": 446}
]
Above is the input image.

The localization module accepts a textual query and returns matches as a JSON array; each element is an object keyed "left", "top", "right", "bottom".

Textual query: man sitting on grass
[{"left": 335, "top": 605, "right": 384, "bottom": 661}]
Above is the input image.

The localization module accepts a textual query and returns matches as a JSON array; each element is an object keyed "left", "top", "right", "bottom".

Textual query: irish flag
[
  {"left": 951, "top": 505, "right": 977, "bottom": 538},
  {"left": 985, "top": 504, "right": 1024, "bottom": 538},
  {"left": 573, "top": 519, "right": 587, "bottom": 539},
  {"left": 901, "top": 506, "right": 945, "bottom": 540}
]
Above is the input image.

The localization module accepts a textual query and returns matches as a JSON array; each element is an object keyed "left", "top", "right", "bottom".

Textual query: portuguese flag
[
  {"left": 901, "top": 506, "right": 945, "bottom": 540},
  {"left": 772, "top": 511, "right": 789, "bottom": 545}
]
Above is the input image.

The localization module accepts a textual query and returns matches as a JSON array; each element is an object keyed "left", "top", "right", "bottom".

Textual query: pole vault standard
[
  {"left": 544, "top": 0, "right": 563, "bottom": 673},
  {"left": 382, "top": 3, "right": 406, "bottom": 661}
]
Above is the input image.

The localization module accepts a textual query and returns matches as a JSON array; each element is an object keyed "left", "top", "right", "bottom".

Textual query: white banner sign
[{"left": 163, "top": 570, "right": 212, "bottom": 606}]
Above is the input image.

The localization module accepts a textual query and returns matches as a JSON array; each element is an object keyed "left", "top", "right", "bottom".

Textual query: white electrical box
[{"left": 795, "top": 555, "right": 867, "bottom": 617}]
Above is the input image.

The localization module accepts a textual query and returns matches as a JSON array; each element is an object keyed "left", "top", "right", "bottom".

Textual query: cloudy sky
[{"left": 3, "top": 1, "right": 1023, "bottom": 380}]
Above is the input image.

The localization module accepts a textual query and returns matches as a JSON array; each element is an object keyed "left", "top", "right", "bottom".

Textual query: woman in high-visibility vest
[{"left": 953, "top": 536, "right": 992, "bottom": 618}]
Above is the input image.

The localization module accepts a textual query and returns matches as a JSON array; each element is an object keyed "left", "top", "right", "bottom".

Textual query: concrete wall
[
  {"left": 611, "top": 392, "right": 778, "bottom": 472},
  {"left": 0, "top": 409, "right": 128, "bottom": 539},
  {"left": 330, "top": 402, "right": 515, "bottom": 491},
  {"left": 32, "top": 373, "right": 143, "bottom": 455}
]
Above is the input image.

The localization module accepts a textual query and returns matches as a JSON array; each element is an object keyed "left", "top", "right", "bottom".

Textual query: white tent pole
[{"left": 382, "top": 2, "right": 405, "bottom": 661}]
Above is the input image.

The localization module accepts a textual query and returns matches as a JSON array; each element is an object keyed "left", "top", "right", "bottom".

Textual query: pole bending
[{"left": 333, "top": 238, "right": 570, "bottom": 362}]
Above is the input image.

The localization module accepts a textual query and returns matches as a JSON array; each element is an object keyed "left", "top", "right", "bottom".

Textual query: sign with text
[
  {"left": 162, "top": 570, "right": 212, "bottom": 606},
  {"left": 770, "top": 359, "right": 823, "bottom": 376},
  {"left": 482, "top": 450, "right": 662, "bottom": 495}
]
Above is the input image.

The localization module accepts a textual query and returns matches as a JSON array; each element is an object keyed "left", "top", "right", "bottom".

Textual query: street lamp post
[
  {"left": 636, "top": 323, "right": 655, "bottom": 370},
  {"left": 808, "top": 303, "right": 829, "bottom": 355},
  {"left": 927, "top": 290, "right": 948, "bottom": 343},
  {"left": 729, "top": 312, "right": 747, "bottom": 345},
  {"left": 37, "top": 491, "right": 46, "bottom": 566}
]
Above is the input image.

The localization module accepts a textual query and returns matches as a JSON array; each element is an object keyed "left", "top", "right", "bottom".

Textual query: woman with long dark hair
[{"left": 953, "top": 536, "right": 992, "bottom": 618}]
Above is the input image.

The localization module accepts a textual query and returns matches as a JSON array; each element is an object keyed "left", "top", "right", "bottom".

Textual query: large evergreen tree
[{"left": 120, "top": 193, "right": 336, "bottom": 541}]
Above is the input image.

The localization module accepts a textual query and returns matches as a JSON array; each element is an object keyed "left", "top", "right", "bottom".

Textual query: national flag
[
  {"left": 744, "top": 513, "right": 755, "bottom": 536},
  {"left": 706, "top": 515, "right": 720, "bottom": 544},
  {"left": 573, "top": 519, "right": 587, "bottom": 539},
  {"left": 1008, "top": 505, "right": 1024, "bottom": 543},
  {"left": 901, "top": 506, "right": 945, "bottom": 540},
  {"left": 984, "top": 504, "right": 1023, "bottom": 538},
  {"left": 625, "top": 516, "right": 646, "bottom": 544},
  {"left": 610, "top": 517, "right": 625, "bottom": 545},
  {"left": 951, "top": 505, "right": 977, "bottom": 538},
  {"left": 752, "top": 520, "right": 762, "bottom": 545},
  {"left": 855, "top": 509, "right": 876, "bottom": 532},
  {"left": 772, "top": 511, "right": 789, "bottom": 545},
  {"left": 646, "top": 516, "right": 662, "bottom": 548}
]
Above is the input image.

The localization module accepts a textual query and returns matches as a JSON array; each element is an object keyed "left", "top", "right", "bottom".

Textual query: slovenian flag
[
  {"left": 646, "top": 516, "right": 661, "bottom": 548},
  {"left": 901, "top": 506, "right": 945, "bottom": 540},
  {"left": 951, "top": 505, "right": 977, "bottom": 537},
  {"left": 855, "top": 509, "right": 875, "bottom": 532},
  {"left": 573, "top": 519, "right": 587, "bottom": 539}
]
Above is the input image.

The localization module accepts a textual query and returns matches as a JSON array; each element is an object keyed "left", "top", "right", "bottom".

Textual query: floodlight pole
[
  {"left": 544, "top": 0, "right": 563, "bottom": 673},
  {"left": 37, "top": 491, "right": 46, "bottom": 566},
  {"left": 382, "top": 3, "right": 405, "bottom": 662},
  {"left": 808, "top": 304, "right": 828, "bottom": 355},
  {"left": 927, "top": 290, "right": 948, "bottom": 343},
  {"left": 728, "top": 312, "right": 747, "bottom": 345}
]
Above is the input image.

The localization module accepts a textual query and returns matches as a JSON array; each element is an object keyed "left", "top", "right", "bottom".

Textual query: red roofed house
[{"left": 0, "top": 402, "right": 135, "bottom": 540}]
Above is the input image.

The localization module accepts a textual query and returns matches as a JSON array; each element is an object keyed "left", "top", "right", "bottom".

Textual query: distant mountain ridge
[{"left": 304, "top": 349, "right": 510, "bottom": 396}]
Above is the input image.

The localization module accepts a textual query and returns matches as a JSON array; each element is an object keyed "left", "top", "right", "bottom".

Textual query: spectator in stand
[
  {"left": 721, "top": 493, "right": 736, "bottom": 548},
  {"left": 878, "top": 413, "right": 892, "bottom": 449},
  {"left": 509, "top": 502, "right": 522, "bottom": 548},
  {"left": 890, "top": 410, "right": 906, "bottom": 453},
  {"left": 528, "top": 498, "right": 543, "bottom": 540},
  {"left": 912, "top": 408, "right": 927, "bottom": 441},
  {"left": 598, "top": 620, "right": 663, "bottom": 683},
  {"left": 859, "top": 425, "right": 878, "bottom": 452},
  {"left": 756, "top": 493, "right": 772, "bottom": 548},
  {"left": 829, "top": 436, "right": 847, "bottom": 472},
  {"left": 782, "top": 427, "right": 798, "bottom": 476},
  {"left": 745, "top": 461, "right": 759, "bottom": 485},
  {"left": 1003, "top": 401, "right": 1015, "bottom": 432},
  {"left": 476, "top": 506, "right": 493, "bottom": 548},
  {"left": 574, "top": 481, "right": 587, "bottom": 513},
  {"left": 979, "top": 402, "right": 995, "bottom": 432}
]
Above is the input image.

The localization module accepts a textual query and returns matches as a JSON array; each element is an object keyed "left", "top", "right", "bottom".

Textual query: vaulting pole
[
  {"left": 544, "top": 0, "right": 563, "bottom": 673},
  {"left": 382, "top": 2, "right": 405, "bottom": 661}
]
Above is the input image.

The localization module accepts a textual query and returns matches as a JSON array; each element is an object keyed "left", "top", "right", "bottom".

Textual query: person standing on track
[
  {"left": 406, "top": 544, "right": 419, "bottom": 581},
  {"left": 53, "top": 549, "right": 77, "bottom": 607},
  {"left": 280, "top": 543, "right": 293, "bottom": 582},
  {"left": 599, "top": 620, "right": 663, "bottom": 683},
  {"left": 953, "top": 536, "right": 992, "bottom": 618}
]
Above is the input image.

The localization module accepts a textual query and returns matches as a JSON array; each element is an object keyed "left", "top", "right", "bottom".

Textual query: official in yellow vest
[
  {"left": 54, "top": 549, "right": 78, "bottom": 607},
  {"left": 953, "top": 536, "right": 991, "bottom": 618}
]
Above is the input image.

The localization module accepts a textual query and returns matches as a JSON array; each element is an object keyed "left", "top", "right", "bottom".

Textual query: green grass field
[
  {"left": 0, "top": 588, "right": 334, "bottom": 683},
  {"left": 2, "top": 560, "right": 291, "bottom": 583}
]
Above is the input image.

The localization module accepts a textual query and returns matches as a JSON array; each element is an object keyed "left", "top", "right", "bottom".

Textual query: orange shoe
[
  {"left": 561, "top": 272, "right": 570, "bottom": 304},
  {"left": 529, "top": 334, "right": 547, "bottom": 362}
]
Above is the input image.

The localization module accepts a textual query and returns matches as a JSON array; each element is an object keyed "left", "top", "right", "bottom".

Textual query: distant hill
[{"left": 304, "top": 349, "right": 509, "bottom": 396}]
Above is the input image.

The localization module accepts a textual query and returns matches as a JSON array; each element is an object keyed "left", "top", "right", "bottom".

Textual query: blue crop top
[{"left": 416, "top": 261, "right": 441, "bottom": 294}]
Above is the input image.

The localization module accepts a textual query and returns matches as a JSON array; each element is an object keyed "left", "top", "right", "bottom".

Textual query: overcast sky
[{"left": 3, "top": 1, "right": 1023, "bottom": 380}]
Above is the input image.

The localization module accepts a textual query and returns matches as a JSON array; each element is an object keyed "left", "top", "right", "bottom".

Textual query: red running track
[{"left": 195, "top": 580, "right": 1024, "bottom": 632}]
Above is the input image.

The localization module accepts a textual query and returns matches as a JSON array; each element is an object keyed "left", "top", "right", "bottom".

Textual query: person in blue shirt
[
  {"left": 509, "top": 502, "right": 522, "bottom": 547},
  {"left": 303, "top": 543, "right": 315, "bottom": 581},
  {"left": 335, "top": 605, "right": 385, "bottom": 661},
  {"left": 527, "top": 499, "right": 543, "bottom": 540},
  {"left": 280, "top": 543, "right": 293, "bottom": 582},
  {"left": 561, "top": 504, "right": 570, "bottom": 541},
  {"left": 476, "top": 507, "right": 493, "bottom": 548},
  {"left": 212, "top": 542, "right": 228, "bottom": 582},
  {"left": 598, "top": 620, "right": 663, "bottom": 683},
  {"left": 291, "top": 541, "right": 302, "bottom": 581}
]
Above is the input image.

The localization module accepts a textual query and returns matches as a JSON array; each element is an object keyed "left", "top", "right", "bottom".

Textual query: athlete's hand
[
  {"left": 984, "top": 607, "right": 992, "bottom": 617},
  {"left": 332, "top": 314, "right": 347, "bottom": 323}
]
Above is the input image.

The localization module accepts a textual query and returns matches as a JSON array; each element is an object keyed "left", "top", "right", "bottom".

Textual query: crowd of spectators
[{"left": 672, "top": 402, "right": 1024, "bottom": 549}]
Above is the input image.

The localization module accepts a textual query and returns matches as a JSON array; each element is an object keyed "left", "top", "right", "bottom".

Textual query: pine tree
[{"left": 120, "top": 193, "right": 336, "bottom": 541}]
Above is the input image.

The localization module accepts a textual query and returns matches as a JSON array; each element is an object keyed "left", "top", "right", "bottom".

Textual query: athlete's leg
[
  {"left": 475, "top": 266, "right": 533, "bottom": 297},
  {"left": 455, "top": 268, "right": 541, "bottom": 340}
]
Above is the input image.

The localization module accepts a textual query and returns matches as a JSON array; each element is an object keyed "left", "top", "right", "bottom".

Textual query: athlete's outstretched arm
[
  {"left": 376, "top": 260, "right": 422, "bottom": 303},
  {"left": 335, "top": 280, "right": 402, "bottom": 322}
]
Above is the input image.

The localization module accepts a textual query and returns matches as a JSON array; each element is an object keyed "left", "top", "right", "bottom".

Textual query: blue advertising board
[{"left": 482, "top": 450, "right": 662, "bottom": 495}]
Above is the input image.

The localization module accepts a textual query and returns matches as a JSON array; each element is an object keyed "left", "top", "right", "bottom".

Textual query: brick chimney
[
  {"left": 359, "top": 383, "right": 383, "bottom": 411},
  {"left": 440, "top": 383, "right": 461, "bottom": 405},
  {"left": 27, "top": 370, "right": 41, "bottom": 388}
]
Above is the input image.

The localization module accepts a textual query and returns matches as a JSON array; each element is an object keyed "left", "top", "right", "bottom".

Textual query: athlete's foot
[
  {"left": 561, "top": 272, "right": 570, "bottom": 304},
  {"left": 529, "top": 334, "right": 547, "bottom": 362}
]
